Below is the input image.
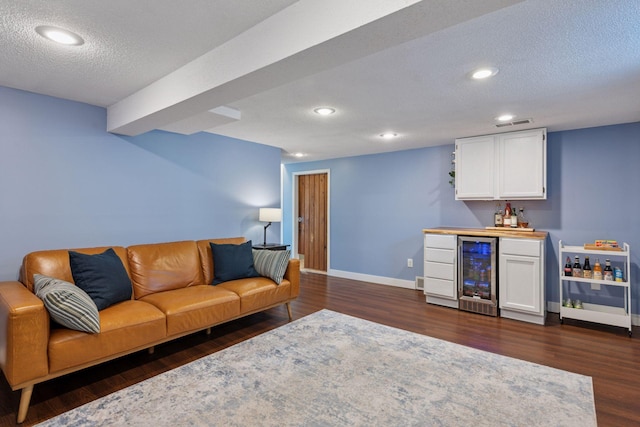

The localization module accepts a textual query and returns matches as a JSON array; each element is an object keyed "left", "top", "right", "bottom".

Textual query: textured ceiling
[
  {"left": 0, "top": 0, "right": 298, "bottom": 105},
  {"left": 2, "top": 0, "right": 639, "bottom": 162}
]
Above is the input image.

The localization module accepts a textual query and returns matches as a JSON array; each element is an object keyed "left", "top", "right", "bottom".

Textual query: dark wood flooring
[{"left": 1, "top": 272, "right": 639, "bottom": 426}]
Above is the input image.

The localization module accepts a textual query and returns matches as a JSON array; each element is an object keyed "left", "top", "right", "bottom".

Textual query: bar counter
[{"left": 422, "top": 226, "right": 548, "bottom": 240}]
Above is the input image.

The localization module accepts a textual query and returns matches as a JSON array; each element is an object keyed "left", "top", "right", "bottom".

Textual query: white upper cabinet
[
  {"left": 455, "top": 128, "right": 547, "bottom": 200},
  {"left": 454, "top": 135, "right": 495, "bottom": 199},
  {"left": 497, "top": 129, "right": 547, "bottom": 199}
]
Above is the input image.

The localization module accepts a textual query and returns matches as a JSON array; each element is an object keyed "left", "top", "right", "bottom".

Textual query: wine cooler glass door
[{"left": 458, "top": 236, "right": 497, "bottom": 306}]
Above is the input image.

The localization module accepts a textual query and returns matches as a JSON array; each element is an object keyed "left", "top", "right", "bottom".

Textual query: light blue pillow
[
  {"left": 34, "top": 274, "right": 100, "bottom": 333},
  {"left": 252, "top": 249, "right": 291, "bottom": 285}
]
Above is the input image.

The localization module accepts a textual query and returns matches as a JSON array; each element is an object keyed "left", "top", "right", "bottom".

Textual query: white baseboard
[
  {"left": 547, "top": 301, "right": 561, "bottom": 314},
  {"left": 327, "top": 269, "right": 416, "bottom": 290}
]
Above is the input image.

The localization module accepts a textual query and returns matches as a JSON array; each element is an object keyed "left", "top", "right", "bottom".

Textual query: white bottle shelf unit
[{"left": 558, "top": 240, "right": 632, "bottom": 336}]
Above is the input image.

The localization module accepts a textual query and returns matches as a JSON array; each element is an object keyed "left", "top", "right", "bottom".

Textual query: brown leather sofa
[{"left": 0, "top": 237, "right": 300, "bottom": 423}]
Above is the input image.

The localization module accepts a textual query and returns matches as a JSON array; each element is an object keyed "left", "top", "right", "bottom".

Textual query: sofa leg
[
  {"left": 206, "top": 327, "right": 211, "bottom": 335},
  {"left": 148, "top": 346, "right": 155, "bottom": 355},
  {"left": 286, "top": 302, "right": 293, "bottom": 321},
  {"left": 17, "top": 385, "right": 33, "bottom": 424}
]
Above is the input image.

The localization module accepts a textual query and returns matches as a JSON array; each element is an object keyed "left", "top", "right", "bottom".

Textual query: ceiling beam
[{"left": 107, "top": 0, "right": 521, "bottom": 136}]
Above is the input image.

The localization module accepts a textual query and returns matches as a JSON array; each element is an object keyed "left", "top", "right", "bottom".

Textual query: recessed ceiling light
[
  {"left": 379, "top": 132, "right": 398, "bottom": 139},
  {"left": 293, "top": 152, "right": 305, "bottom": 158},
  {"left": 313, "top": 107, "right": 335, "bottom": 116},
  {"left": 35, "top": 25, "right": 84, "bottom": 46},
  {"left": 471, "top": 67, "right": 499, "bottom": 80},
  {"left": 496, "top": 114, "right": 515, "bottom": 122}
]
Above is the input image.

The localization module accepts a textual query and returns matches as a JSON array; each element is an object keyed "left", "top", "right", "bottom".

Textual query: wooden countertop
[{"left": 422, "top": 226, "right": 548, "bottom": 240}]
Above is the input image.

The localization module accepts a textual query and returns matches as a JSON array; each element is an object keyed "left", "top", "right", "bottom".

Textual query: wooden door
[{"left": 298, "top": 173, "right": 327, "bottom": 271}]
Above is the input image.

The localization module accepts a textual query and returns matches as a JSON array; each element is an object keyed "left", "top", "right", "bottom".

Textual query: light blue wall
[
  {"left": 283, "top": 122, "right": 640, "bottom": 313},
  {"left": 0, "top": 86, "right": 282, "bottom": 280},
  {"left": 3, "top": 85, "right": 638, "bottom": 314}
]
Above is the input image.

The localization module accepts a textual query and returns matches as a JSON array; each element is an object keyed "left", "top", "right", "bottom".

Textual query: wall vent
[
  {"left": 495, "top": 118, "right": 533, "bottom": 128},
  {"left": 415, "top": 276, "right": 424, "bottom": 291}
]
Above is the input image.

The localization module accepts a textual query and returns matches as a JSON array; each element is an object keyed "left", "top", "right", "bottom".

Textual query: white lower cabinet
[
  {"left": 499, "top": 238, "right": 546, "bottom": 325},
  {"left": 423, "top": 234, "right": 458, "bottom": 309}
]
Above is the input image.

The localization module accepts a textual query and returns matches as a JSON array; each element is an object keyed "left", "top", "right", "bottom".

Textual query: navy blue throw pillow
[
  {"left": 68, "top": 248, "right": 132, "bottom": 310},
  {"left": 210, "top": 240, "right": 260, "bottom": 285}
]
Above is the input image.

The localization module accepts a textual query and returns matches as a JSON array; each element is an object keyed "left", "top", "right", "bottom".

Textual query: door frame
[{"left": 291, "top": 169, "right": 330, "bottom": 272}]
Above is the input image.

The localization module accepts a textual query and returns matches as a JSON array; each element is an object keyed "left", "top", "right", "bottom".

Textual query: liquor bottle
[
  {"left": 518, "top": 207, "right": 528, "bottom": 228},
  {"left": 563, "top": 257, "right": 572, "bottom": 276},
  {"left": 572, "top": 256, "right": 582, "bottom": 278},
  {"left": 510, "top": 208, "right": 518, "bottom": 228},
  {"left": 593, "top": 258, "right": 602, "bottom": 280},
  {"left": 582, "top": 256, "right": 592, "bottom": 279},
  {"left": 494, "top": 204, "right": 503, "bottom": 227},
  {"left": 603, "top": 259, "right": 613, "bottom": 281},
  {"left": 503, "top": 202, "right": 512, "bottom": 227}
]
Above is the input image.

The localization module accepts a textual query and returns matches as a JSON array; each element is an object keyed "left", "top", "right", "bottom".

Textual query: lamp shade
[{"left": 259, "top": 208, "right": 282, "bottom": 222}]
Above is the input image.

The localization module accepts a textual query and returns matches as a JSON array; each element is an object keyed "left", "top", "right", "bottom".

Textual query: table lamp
[{"left": 259, "top": 208, "right": 282, "bottom": 246}]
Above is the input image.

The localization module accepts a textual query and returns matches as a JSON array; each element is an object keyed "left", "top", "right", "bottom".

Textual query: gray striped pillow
[
  {"left": 34, "top": 274, "right": 100, "bottom": 333},
  {"left": 252, "top": 249, "right": 291, "bottom": 285}
]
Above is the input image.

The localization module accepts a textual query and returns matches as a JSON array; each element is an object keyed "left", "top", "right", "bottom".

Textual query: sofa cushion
[
  {"left": 140, "top": 285, "right": 240, "bottom": 336},
  {"left": 127, "top": 240, "right": 204, "bottom": 299},
  {"left": 253, "top": 249, "right": 291, "bottom": 285},
  {"left": 217, "top": 276, "right": 292, "bottom": 314},
  {"left": 33, "top": 274, "right": 100, "bottom": 333},
  {"left": 69, "top": 248, "right": 133, "bottom": 310},
  {"left": 20, "top": 246, "right": 130, "bottom": 293},
  {"left": 210, "top": 241, "right": 259, "bottom": 285},
  {"left": 47, "top": 300, "right": 166, "bottom": 373}
]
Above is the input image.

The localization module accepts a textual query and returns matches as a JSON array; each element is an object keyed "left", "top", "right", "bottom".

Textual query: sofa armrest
[
  {"left": 283, "top": 259, "right": 300, "bottom": 299},
  {"left": 0, "top": 281, "right": 49, "bottom": 388}
]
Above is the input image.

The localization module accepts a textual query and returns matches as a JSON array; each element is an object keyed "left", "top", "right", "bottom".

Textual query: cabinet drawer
[
  {"left": 425, "top": 234, "right": 456, "bottom": 250},
  {"left": 425, "top": 248, "right": 455, "bottom": 264},
  {"left": 500, "top": 238, "right": 540, "bottom": 257},
  {"left": 424, "top": 278, "right": 456, "bottom": 298},
  {"left": 424, "top": 261, "right": 455, "bottom": 281}
]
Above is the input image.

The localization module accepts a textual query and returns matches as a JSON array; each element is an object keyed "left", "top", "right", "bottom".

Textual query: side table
[{"left": 252, "top": 244, "right": 289, "bottom": 251}]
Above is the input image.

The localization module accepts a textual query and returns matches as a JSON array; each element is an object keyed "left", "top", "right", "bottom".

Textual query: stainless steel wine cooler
[{"left": 458, "top": 236, "right": 498, "bottom": 316}]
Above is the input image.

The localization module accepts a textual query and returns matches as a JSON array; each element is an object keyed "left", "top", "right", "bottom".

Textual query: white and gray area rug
[{"left": 36, "top": 309, "right": 596, "bottom": 426}]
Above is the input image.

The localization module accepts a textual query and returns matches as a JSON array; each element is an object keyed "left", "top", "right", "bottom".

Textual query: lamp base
[{"left": 263, "top": 222, "right": 272, "bottom": 246}]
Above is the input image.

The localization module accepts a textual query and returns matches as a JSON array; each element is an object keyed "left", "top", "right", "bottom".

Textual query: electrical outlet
[
  {"left": 407, "top": 258, "right": 413, "bottom": 268},
  {"left": 591, "top": 283, "right": 601, "bottom": 291}
]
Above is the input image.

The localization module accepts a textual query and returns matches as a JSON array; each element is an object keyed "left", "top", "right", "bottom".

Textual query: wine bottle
[
  {"left": 503, "top": 202, "right": 512, "bottom": 227},
  {"left": 510, "top": 208, "right": 518, "bottom": 228},
  {"left": 582, "top": 256, "right": 592, "bottom": 279},
  {"left": 603, "top": 259, "right": 613, "bottom": 281},
  {"left": 563, "top": 257, "right": 572, "bottom": 276},
  {"left": 494, "top": 204, "right": 503, "bottom": 227},
  {"left": 572, "top": 256, "right": 582, "bottom": 278}
]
